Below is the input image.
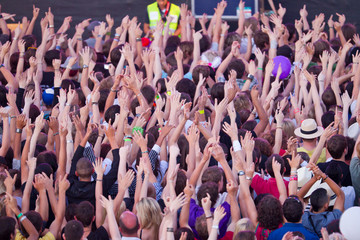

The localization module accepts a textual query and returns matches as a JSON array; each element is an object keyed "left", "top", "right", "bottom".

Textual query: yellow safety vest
[{"left": 147, "top": 1, "right": 180, "bottom": 33}]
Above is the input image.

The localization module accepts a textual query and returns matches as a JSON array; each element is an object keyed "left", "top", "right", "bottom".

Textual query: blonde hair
[
  {"left": 233, "top": 218, "right": 255, "bottom": 239},
  {"left": 234, "top": 94, "right": 252, "bottom": 112},
  {"left": 136, "top": 197, "right": 163, "bottom": 238},
  {"left": 282, "top": 118, "right": 296, "bottom": 139}
]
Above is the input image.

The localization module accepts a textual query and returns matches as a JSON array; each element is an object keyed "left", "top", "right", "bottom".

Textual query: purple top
[{"left": 188, "top": 198, "right": 231, "bottom": 239}]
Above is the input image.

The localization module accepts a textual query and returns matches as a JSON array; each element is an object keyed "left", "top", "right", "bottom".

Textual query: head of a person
[
  {"left": 322, "top": 87, "right": 336, "bottom": 110},
  {"left": 176, "top": 78, "right": 196, "bottom": 101},
  {"left": 210, "top": 82, "right": 225, "bottom": 102},
  {"left": 197, "top": 182, "right": 219, "bottom": 208},
  {"left": 325, "top": 161, "right": 343, "bottom": 185},
  {"left": 174, "top": 227, "right": 195, "bottom": 240},
  {"left": 119, "top": 211, "right": 140, "bottom": 237},
  {"left": 233, "top": 231, "right": 256, "bottom": 240},
  {"left": 283, "top": 196, "right": 303, "bottom": 223},
  {"left": 265, "top": 154, "right": 285, "bottom": 178},
  {"left": 75, "top": 201, "right": 95, "bottom": 227},
  {"left": 195, "top": 214, "right": 209, "bottom": 240},
  {"left": 0, "top": 216, "right": 16, "bottom": 240},
  {"left": 36, "top": 150, "right": 58, "bottom": 173},
  {"left": 44, "top": 49, "right": 61, "bottom": 67},
  {"left": 179, "top": 41, "right": 194, "bottom": 60},
  {"left": 227, "top": 59, "right": 245, "bottom": 79},
  {"left": 63, "top": 220, "right": 84, "bottom": 240},
  {"left": 175, "top": 169, "right": 187, "bottom": 195},
  {"left": 321, "top": 111, "right": 335, "bottom": 128},
  {"left": 192, "top": 65, "right": 210, "bottom": 85},
  {"left": 342, "top": 23, "right": 356, "bottom": 42},
  {"left": 20, "top": 211, "right": 43, "bottom": 237},
  {"left": 75, "top": 157, "right": 94, "bottom": 179},
  {"left": 254, "top": 30, "right": 269, "bottom": 50},
  {"left": 257, "top": 195, "right": 283, "bottom": 230},
  {"left": 201, "top": 166, "right": 224, "bottom": 192},
  {"left": 141, "top": 85, "right": 156, "bottom": 105},
  {"left": 313, "top": 40, "right": 330, "bottom": 63},
  {"left": 224, "top": 32, "right": 242, "bottom": 50},
  {"left": 327, "top": 134, "right": 347, "bottom": 159},
  {"left": 233, "top": 218, "right": 255, "bottom": 237},
  {"left": 104, "top": 105, "right": 120, "bottom": 124},
  {"left": 233, "top": 93, "right": 252, "bottom": 112},
  {"left": 136, "top": 198, "right": 163, "bottom": 238},
  {"left": 157, "top": 0, "right": 169, "bottom": 9},
  {"left": 310, "top": 188, "right": 329, "bottom": 212},
  {"left": 282, "top": 118, "right": 296, "bottom": 139}
]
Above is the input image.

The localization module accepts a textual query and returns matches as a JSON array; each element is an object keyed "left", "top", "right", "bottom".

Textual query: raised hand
[
  {"left": 93, "top": 158, "right": 106, "bottom": 179},
  {"left": 213, "top": 205, "right": 226, "bottom": 224},
  {"left": 201, "top": 193, "right": 212, "bottom": 211}
]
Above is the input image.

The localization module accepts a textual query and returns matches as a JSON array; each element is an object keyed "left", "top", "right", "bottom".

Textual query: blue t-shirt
[
  {"left": 268, "top": 223, "right": 319, "bottom": 240},
  {"left": 302, "top": 209, "right": 342, "bottom": 237}
]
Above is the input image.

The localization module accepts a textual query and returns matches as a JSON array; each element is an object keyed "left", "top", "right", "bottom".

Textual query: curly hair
[
  {"left": 254, "top": 138, "right": 273, "bottom": 157},
  {"left": 257, "top": 195, "right": 283, "bottom": 230}
]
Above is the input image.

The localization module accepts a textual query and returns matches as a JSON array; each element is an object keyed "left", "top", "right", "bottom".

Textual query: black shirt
[
  {"left": 318, "top": 160, "right": 352, "bottom": 187},
  {"left": 87, "top": 226, "right": 109, "bottom": 240}
]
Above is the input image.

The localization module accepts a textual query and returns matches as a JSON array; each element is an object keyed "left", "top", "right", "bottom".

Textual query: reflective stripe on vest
[{"left": 147, "top": 2, "right": 180, "bottom": 33}]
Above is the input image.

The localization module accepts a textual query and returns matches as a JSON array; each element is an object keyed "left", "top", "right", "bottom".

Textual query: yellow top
[
  {"left": 15, "top": 229, "right": 55, "bottom": 240},
  {"left": 297, "top": 147, "right": 327, "bottom": 164}
]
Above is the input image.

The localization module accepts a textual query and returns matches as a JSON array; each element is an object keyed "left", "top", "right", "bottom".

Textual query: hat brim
[
  {"left": 294, "top": 126, "right": 324, "bottom": 139},
  {"left": 304, "top": 179, "right": 322, "bottom": 198}
]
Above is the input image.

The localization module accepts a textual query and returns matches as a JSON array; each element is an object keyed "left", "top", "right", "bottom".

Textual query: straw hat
[
  {"left": 297, "top": 167, "right": 313, "bottom": 188},
  {"left": 347, "top": 122, "right": 360, "bottom": 140},
  {"left": 294, "top": 119, "right": 324, "bottom": 139},
  {"left": 340, "top": 207, "right": 360, "bottom": 240}
]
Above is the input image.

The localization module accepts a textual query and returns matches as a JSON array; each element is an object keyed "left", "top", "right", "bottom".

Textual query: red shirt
[{"left": 250, "top": 175, "right": 289, "bottom": 199}]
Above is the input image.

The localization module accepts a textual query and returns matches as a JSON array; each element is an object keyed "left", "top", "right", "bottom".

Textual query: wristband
[
  {"left": 20, "top": 216, "right": 27, "bottom": 222},
  {"left": 92, "top": 102, "right": 98, "bottom": 105},
  {"left": 0, "top": 64, "right": 4, "bottom": 68},
  {"left": 96, "top": 179, "right": 103, "bottom": 181},
  {"left": 10, "top": 116, "right": 17, "bottom": 119},
  {"left": 111, "top": 88, "right": 118, "bottom": 92},
  {"left": 124, "top": 135, "right": 133, "bottom": 139},
  {"left": 53, "top": 132, "right": 59, "bottom": 137},
  {"left": 16, "top": 128, "right": 23, "bottom": 134},
  {"left": 106, "top": 32, "right": 111, "bottom": 36},
  {"left": 220, "top": 34, "right": 225, "bottom": 37},
  {"left": 13, "top": 37, "right": 18, "bottom": 41},
  {"left": 158, "top": 127, "right": 161, "bottom": 133},
  {"left": 246, "top": 176, "right": 252, "bottom": 180},
  {"left": 294, "top": 108, "right": 300, "bottom": 114},
  {"left": 66, "top": 103, "right": 71, "bottom": 106},
  {"left": 198, "top": 109, "right": 205, "bottom": 114},
  {"left": 323, "top": 175, "right": 328, "bottom": 181},
  {"left": 124, "top": 138, "right": 132, "bottom": 142},
  {"left": 83, "top": 64, "right": 89, "bottom": 69},
  {"left": 212, "top": 225, "right": 219, "bottom": 229},
  {"left": 136, "top": 37, "right": 142, "bottom": 42},
  {"left": 113, "top": 38, "right": 119, "bottom": 42},
  {"left": 206, "top": 215, "right": 213, "bottom": 219},
  {"left": 97, "top": 34, "right": 103, "bottom": 38},
  {"left": 49, "top": 25, "right": 54, "bottom": 28},
  {"left": 17, "top": 213, "right": 23, "bottom": 219},
  {"left": 142, "top": 150, "right": 149, "bottom": 154},
  {"left": 67, "top": 140, "right": 74, "bottom": 143},
  {"left": 258, "top": 67, "right": 263, "bottom": 70},
  {"left": 167, "top": 227, "right": 174, "bottom": 232},
  {"left": 114, "top": 33, "right": 120, "bottom": 37},
  {"left": 238, "top": 170, "right": 245, "bottom": 176},
  {"left": 167, "top": 91, "right": 171, "bottom": 96},
  {"left": 77, "top": 38, "right": 83, "bottom": 41},
  {"left": 132, "top": 126, "right": 144, "bottom": 135},
  {"left": 98, "top": 135, "right": 104, "bottom": 138},
  {"left": 270, "top": 39, "right": 277, "bottom": 49},
  {"left": 56, "top": 46, "right": 61, "bottom": 50},
  {"left": 290, "top": 176, "right": 298, "bottom": 181},
  {"left": 232, "top": 140, "right": 242, "bottom": 152}
]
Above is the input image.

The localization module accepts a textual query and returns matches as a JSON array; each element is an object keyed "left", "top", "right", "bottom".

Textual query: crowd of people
[{"left": 0, "top": 0, "right": 360, "bottom": 239}]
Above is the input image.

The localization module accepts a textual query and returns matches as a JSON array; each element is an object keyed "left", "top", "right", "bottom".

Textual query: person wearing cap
[
  {"left": 144, "top": 0, "right": 181, "bottom": 36},
  {"left": 297, "top": 164, "right": 345, "bottom": 238},
  {"left": 294, "top": 119, "right": 327, "bottom": 164}
]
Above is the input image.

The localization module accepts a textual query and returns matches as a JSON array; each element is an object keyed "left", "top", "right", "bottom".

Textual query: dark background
[{"left": 2, "top": 0, "right": 360, "bottom": 40}]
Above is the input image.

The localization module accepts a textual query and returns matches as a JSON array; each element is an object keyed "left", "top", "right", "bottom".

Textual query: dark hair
[
  {"left": 174, "top": 227, "right": 195, "bottom": 240},
  {"left": 36, "top": 151, "right": 58, "bottom": 173},
  {"left": 254, "top": 31, "right": 269, "bottom": 50},
  {"left": 325, "top": 161, "right": 343, "bottom": 185},
  {"left": 166, "top": 52, "right": 177, "bottom": 67},
  {"left": 29, "top": 104, "right": 41, "bottom": 123},
  {"left": 199, "top": 34, "right": 211, "bottom": 54},
  {"left": 210, "top": 82, "right": 225, "bottom": 102},
  {"left": 179, "top": 41, "right": 194, "bottom": 60},
  {"left": 65, "top": 203, "right": 78, "bottom": 222},
  {"left": 110, "top": 45, "right": 123, "bottom": 67},
  {"left": 156, "top": 78, "right": 167, "bottom": 94},
  {"left": 197, "top": 182, "right": 219, "bottom": 208},
  {"left": 257, "top": 195, "right": 283, "bottom": 230},
  {"left": 75, "top": 201, "right": 95, "bottom": 227},
  {"left": 310, "top": 188, "right": 329, "bottom": 212},
  {"left": 345, "top": 136, "right": 355, "bottom": 161},
  {"left": 99, "top": 89, "right": 109, "bottom": 113},
  {"left": 104, "top": 105, "right": 120, "bottom": 124},
  {"left": 283, "top": 197, "right": 303, "bottom": 222},
  {"left": 64, "top": 220, "right": 84, "bottom": 240},
  {"left": 76, "top": 157, "right": 93, "bottom": 178},
  {"left": 322, "top": 87, "right": 336, "bottom": 110},
  {"left": 44, "top": 49, "right": 61, "bottom": 67},
  {"left": 141, "top": 85, "right": 156, "bottom": 105},
  {"left": 265, "top": 154, "right": 285, "bottom": 178},
  {"left": 342, "top": 23, "right": 356, "bottom": 42},
  {"left": 176, "top": 78, "right": 196, "bottom": 101},
  {"left": 192, "top": 65, "right": 210, "bottom": 85},
  {"left": 0, "top": 216, "right": 16, "bottom": 240},
  {"left": 0, "top": 85, "right": 8, "bottom": 107},
  {"left": 201, "top": 166, "right": 223, "bottom": 184},
  {"left": 224, "top": 32, "right": 241, "bottom": 50},
  {"left": 255, "top": 138, "right": 273, "bottom": 157},
  {"left": 175, "top": 169, "right": 187, "bottom": 195},
  {"left": 20, "top": 211, "right": 43, "bottom": 237},
  {"left": 321, "top": 111, "right": 335, "bottom": 128},
  {"left": 242, "top": 120, "right": 257, "bottom": 132},
  {"left": 313, "top": 40, "right": 330, "bottom": 63},
  {"left": 327, "top": 134, "right": 347, "bottom": 159},
  {"left": 165, "top": 36, "right": 181, "bottom": 56},
  {"left": 227, "top": 59, "right": 245, "bottom": 79},
  {"left": 233, "top": 231, "right": 256, "bottom": 240}
]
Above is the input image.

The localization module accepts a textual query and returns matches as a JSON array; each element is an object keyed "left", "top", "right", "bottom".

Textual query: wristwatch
[
  {"left": 238, "top": 170, "right": 245, "bottom": 176},
  {"left": 247, "top": 74, "right": 254, "bottom": 81}
]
